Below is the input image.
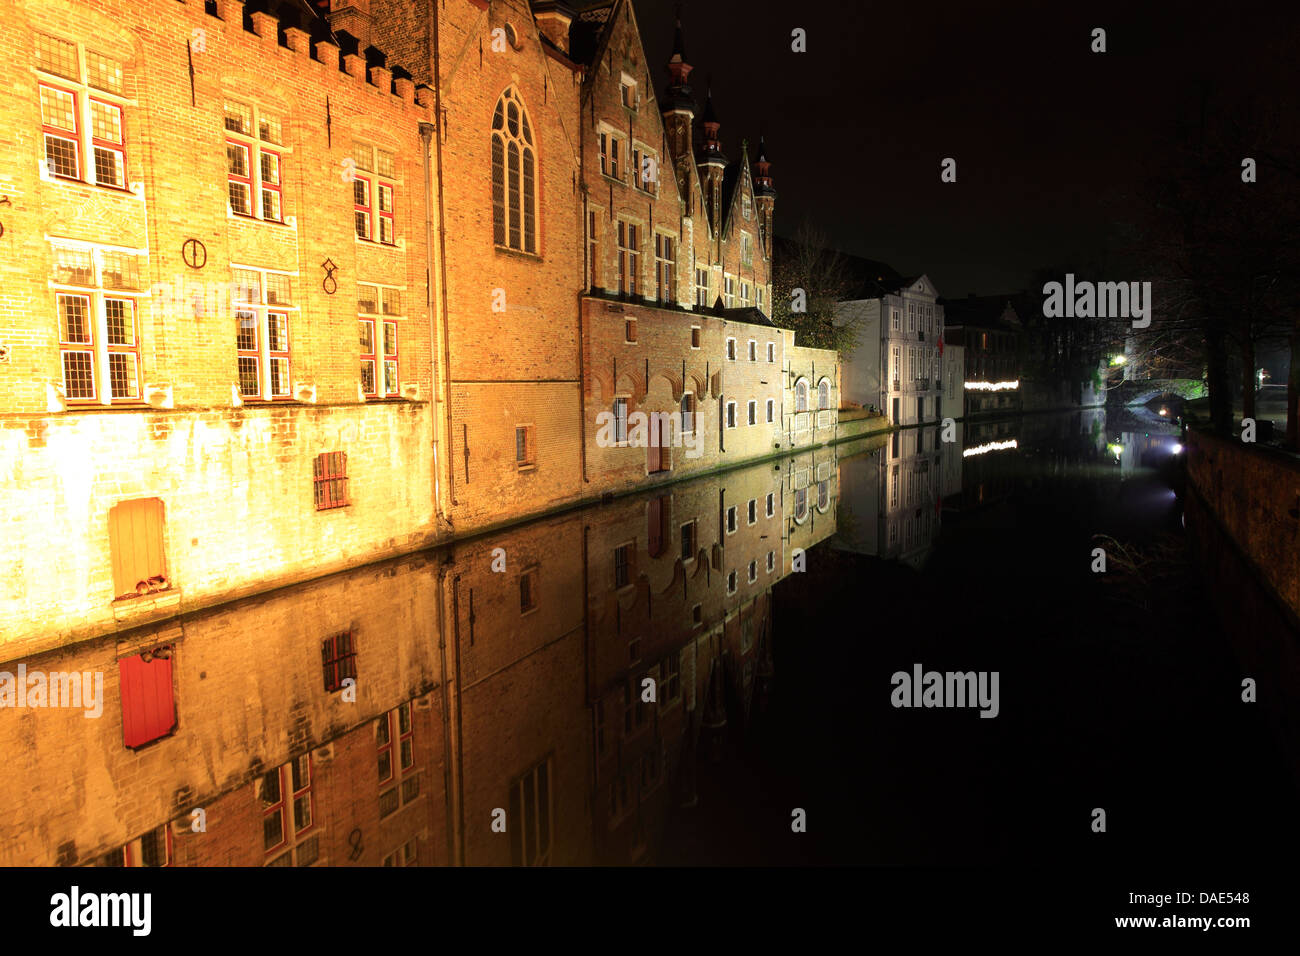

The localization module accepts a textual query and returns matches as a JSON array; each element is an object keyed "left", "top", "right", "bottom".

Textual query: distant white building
[{"left": 835, "top": 271, "right": 946, "bottom": 427}]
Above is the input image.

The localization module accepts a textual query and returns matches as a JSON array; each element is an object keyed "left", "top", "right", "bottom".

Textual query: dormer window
[{"left": 620, "top": 75, "right": 637, "bottom": 110}]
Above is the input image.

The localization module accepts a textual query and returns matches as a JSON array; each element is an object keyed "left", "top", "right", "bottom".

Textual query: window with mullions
[
  {"left": 509, "top": 758, "right": 552, "bottom": 866},
  {"left": 654, "top": 233, "right": 674, "bottom": 302},
  {"left": 616, "top": 221, "right": 639, "bottom": 296},
  {"left": 35, "top": 33, "right": 128, "bottom": 189},
  {"left": 377, "top": 701, "right": 420, "bottom": 819},
  {"left": 313, "top": 451, "right": 349, "bottom": 511},
  {"left": 232, "top": 266, "right": 294, "bottom": 400},
  {"left": 491, "top": 88, "right": 537, "bottom": 253},
  {"left": 225, "top": 99, "right": 284, "bottom": 221},
  {"left": 695, "top": 268, "right": 708, "bottom": 308},
  {"left": 321, "top": 629, "right": 356, "bottom": 691},
  {"left": 352, "top": 141, "right": 397, "bottom": 245},
  {"left": 52, "top": 243, "right": 144, "bottom": 404},
  {"left": 260, "top": 755, "right": 318, "bottom": 866}
]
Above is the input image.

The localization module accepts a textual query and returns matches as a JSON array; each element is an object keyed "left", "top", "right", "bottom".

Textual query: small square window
[
  {"left": 515, "top": 425, "right": 534, "bottom": 468},
  {"left": 747, "top": 499, "right": 756, "bottom": 524}
]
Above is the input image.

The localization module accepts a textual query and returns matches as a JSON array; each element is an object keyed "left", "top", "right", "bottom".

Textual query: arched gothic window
[
  {"left": 491, "top": 88, "right": 536, "bottom": 253},
  {"left": 817, "top": 379, "right": 830, "bottom": 410},
  {"left": 795, "top": 379, "right": 808, "bottom": 413}
]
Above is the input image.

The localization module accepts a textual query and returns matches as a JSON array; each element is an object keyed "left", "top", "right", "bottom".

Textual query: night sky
[{"left": 637, "top": 0, "right": 1298, "bottom": 296}]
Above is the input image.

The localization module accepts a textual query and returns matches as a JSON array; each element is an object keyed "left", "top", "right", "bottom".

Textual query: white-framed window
[
  {"left": 794, "top": 379, "right": 808, "bottom": 413},
  {"left": 767, "top": 342, "right": 775, "bottom": 362},
  {"left": 225, "top": 99, "right": 284, "bottom": 222},
  {"left": 492, "top": 87, "right": 537, "bottom": 253},
  {"left": 654, "top": 233, "right": 674, "bottom": 302},
  {"left": 52, "top": 241, "right": 144, "bottom": 405},
  {"left": 794, "top": 487, "right": 808, "bottom": 522},
  {"left": 352, "top": 141, "right": 397, "bottom": 245},
  {"left": 757, "top": 286, "right": 765, "bottom": 313},
  {"left": 613, "top": 397, "right": 629, "bottom": 444},
  {"left": 892, "top": 345, "right": 901, "bottom": 385},
  {"left": 891, "top": 307, "right": 901, "bottom": 331},
  {"left": 632, "top": 145, "right": 657, "bottom": 195},
  {"left": 748, "top": 339, "right": 757, "bottom": 361},
  {"left": 748, "top": 560, "right": 757, "bottom": 583},
  {"left": 616, "top": 220, "right": 640, "bottom": 296},
  {"left": 726, "top": 400, "right": 736, "bottom": 428},
  {"left": 766, "top": 398, "right": 775, "bottom": 423},
  {"left": 818, "top": 479, "right": 829, "bottom": 511},
  {"left": 747, "top": 400, "right": 756, "bottom": 425},
  {"left": 726, "top": 505, "right": 737, "bottom": 534},
  {"left": 740, "top": 282, "right": 751, "bottom": 308},
  {"left": 766, "top": 492, "right": 774, "bottom": 517},
  {"left": 690, "top": 325, "right": 701, "bottom": 349},
  {"left": 357, "top": 283, "right": 402, "bottom": 398},
  {"left": 907, "top": 301, "right": 915, "bottom": 332},
  {"left": 766, "top": 550, "right": 775, "bottom": 573},
  {"left": 587, "top": 208, "right": 601, "bottom": 289},
  {"left": 234, "top": 265, "right": 296, "bottom": 401},
  {"left": 740, "top": 233, "right": 753, "bottom": 269},
  {"left": 695, "top": 268, "right": 709, "bottom": 307},
  {"left": 742, "top": 191, "right": 752, "bottom": 220},
  {"left": 727, "top": 570, "right": 737, "bottom": 594},
  {"left": 726, "top": 337, "right": 737, "bottom": 361},
  {"left": 723, "top": 274, "right": 736, "bottom": 308},
  {"left": 36, "top": 34, "right": 129, "bottom": 190},
  {"left": 818, "top": 379, "right": 830, "bottom": 410},
  {"left": 747, "top": 499, "right": 757, "bottom": 524},
  {"left": 599, "top": 130, "right": 623, "bottom": 181},
  {"left": 680, "top": 392, "right": 695, "bottom": 434}
]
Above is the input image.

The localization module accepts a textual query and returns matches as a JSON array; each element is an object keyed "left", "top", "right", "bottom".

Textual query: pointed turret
[
  {"left": 662, "top": 8, "right": 697, "bottom": 192},
  {"left": 753, "top": 133, "right": 776, "bottom": 255},
  {"left": 696, "top": 86, "right": 727, "bottom": 230}
]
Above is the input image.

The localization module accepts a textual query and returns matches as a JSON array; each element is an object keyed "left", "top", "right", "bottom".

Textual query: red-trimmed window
[
  {"left": 90, "top": 98, "right": 125, "bottom": 188},
  {"left": 378, "top": 701, "right": 419, "bottom": 819},
  {"left": 54, "top": 244, "right": 144, "bottom": 404},
  {"left": 233, "top": 267, "right": 294, "bottom": 401},
  {"left": 320, "top": 630, "right": 356, "bottom": 692},
  {"left": 378, "top": 183, "right": 395, "bottom": 245},
  {"left": 353, "top": 175, "right": 372, "bottom": 240},
  {"left": 35, "top": 36, "right": 128, "bottom": 188},
  {"left": 382, "top": 320, "right": 398, "bottom": 396},
  {"left": 359, "top": 319, "right": 377, "bottom": 397},
  {"left": 40, "top": 83, "right": 80, "bottom": 180},
  {"left": 313, "top": 451, "right": 348, "bottom": 510},
  {"left": 260, "top": 148, "right": 282, "bottom": 221},
  {"left": 260, "top": 754, "right": 317, "bottom": 866},
  {"left": 226, "top": 141, "right": 252, "bottom": 216},
  {"left": 267, "top": 310, "right": 290, "bottom": 398},
  {"left": 119, "top": 646, "right": 176, "bottom": 749},
  {"left": 236, "top": 307, "right": 259, "bottom": 395},
  {"left": 224, "top": 99, "right": 284, "bottom": 222}
]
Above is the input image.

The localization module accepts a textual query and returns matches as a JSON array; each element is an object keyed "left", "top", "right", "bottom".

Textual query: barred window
[
  {"left": 321, "top": 632, "right": 356, "bottom": 693},
  {"left": 313, "top": 451, "right": 349, "bottom": 510},
  {"left": 491, "top": 87, "right": 536, "bottom": 253}
]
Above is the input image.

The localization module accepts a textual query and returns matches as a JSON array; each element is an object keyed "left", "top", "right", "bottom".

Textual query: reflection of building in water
[
  {"left": 832, "top": 429, "right": 942, "bottom": 569},
  {"left": 0, "top": 450, "right": 839, "bottom": 867}
]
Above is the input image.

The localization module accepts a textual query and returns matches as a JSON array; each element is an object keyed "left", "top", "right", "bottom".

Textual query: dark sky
[{"left": 636, "top": 0, "right": 1297, "bottom": 296}]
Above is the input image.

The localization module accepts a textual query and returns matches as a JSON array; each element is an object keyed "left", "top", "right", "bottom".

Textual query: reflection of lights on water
[
  {"left": 964, "top": 380, "right": 1020, "bottom": 391},
  {"left": 1109, "top": 355, "right": 1127, "bottom": 366},
  {"left": 1108, "top": 442, "right": 1124, "bottom": 459},
  {"left": 963, "top": 439, "right": 1018, "bottom": 457},
  {"left": 1159, "top": 407, "right": 1168, "bottom": 416}
]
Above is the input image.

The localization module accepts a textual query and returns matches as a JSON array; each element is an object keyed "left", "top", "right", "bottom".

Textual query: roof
[
  {"left": 720, "top": 306, "right": 776, "bottom": 328},
  {"left": 939, "top": 294, "right": 1020, "bottom": 329}
]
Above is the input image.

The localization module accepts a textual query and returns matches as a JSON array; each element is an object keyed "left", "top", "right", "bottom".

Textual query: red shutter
[
  {"left": 120, "top": 650, "right": 176, "bottom": 748},
  {"left": 647, "top": 496, "right": 663, "bottom": 558}
]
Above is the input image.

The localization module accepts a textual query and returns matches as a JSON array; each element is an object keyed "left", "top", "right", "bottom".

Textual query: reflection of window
[
  {"left": 818, "top": 480, "right": 829, "bottom": 510},
  {"left": 492, "top": 88, "right": 536, "bottom": 253},
  {"left": 795, "top": 487, "right": 808, "bottom": 521},
  {"left": 680, "top": 393, "right": 695, "bottom": 434},
  {"left": 680, "top": 520, "right": 696, "bottom": 562},
  {"left": 313, "top": 451, "right": 349, "bottom": 510},
  {"left": 614, "top": 543, "right": 631, "bottom": 589}
]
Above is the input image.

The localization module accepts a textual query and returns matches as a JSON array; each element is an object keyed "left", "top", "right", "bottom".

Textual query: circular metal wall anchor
[{"left": 182, "top": 238, "right": 207, "bottom": 269}]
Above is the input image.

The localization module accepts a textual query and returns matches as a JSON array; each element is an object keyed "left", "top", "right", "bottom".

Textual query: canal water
[
  {"left": 5, "top": 409, "right": 1296, "bottom": 867},
  {"left": 662, "top": 409, "right": 1300, "bottom": 865}
]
